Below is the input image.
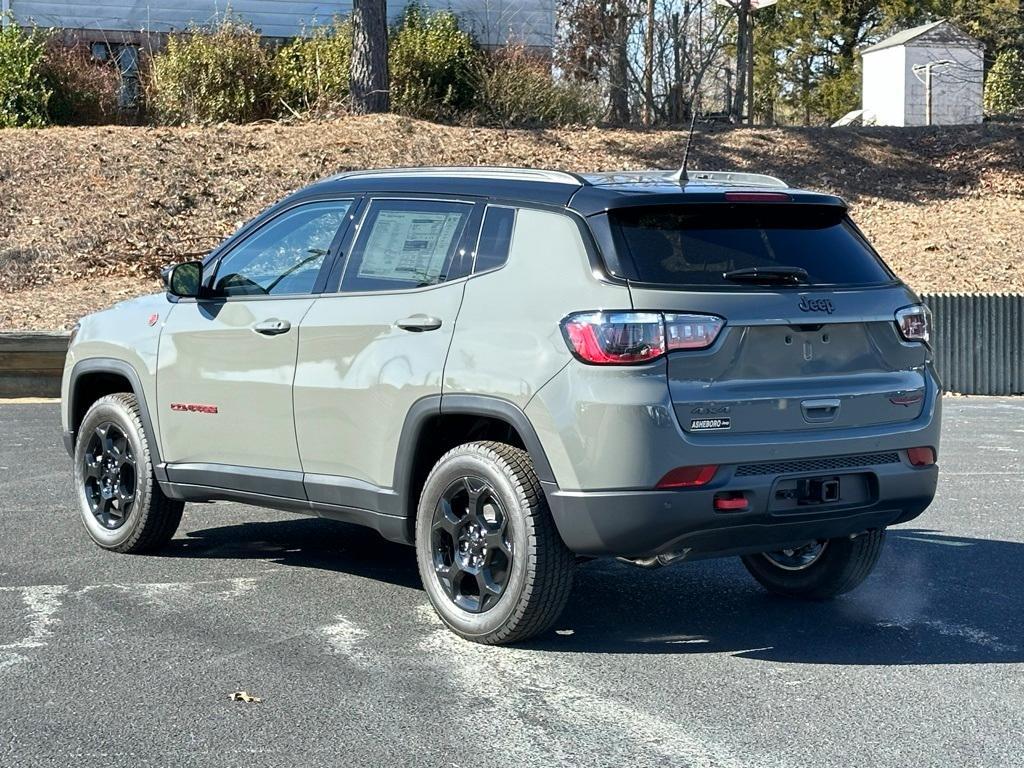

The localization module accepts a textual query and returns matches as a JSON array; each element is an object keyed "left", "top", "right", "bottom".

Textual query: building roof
[{"left": 861, "top": 19, "right": 979, "bottom": 55}]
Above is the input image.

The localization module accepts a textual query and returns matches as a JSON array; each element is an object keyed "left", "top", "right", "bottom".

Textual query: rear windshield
[{"left": 610, "top": 204, "right": 893, "bottom": 287}]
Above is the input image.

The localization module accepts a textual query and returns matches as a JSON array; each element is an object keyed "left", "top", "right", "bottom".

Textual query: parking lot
[{"left": 2, "top": 397, "right": 1022, "bottom": 768}]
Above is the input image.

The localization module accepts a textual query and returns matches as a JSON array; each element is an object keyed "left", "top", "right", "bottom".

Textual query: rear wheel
[
  {"left": 74, "top": 393, "right": 184, "bottom": 553},
  {"left": 741, "top": 529, "right": 885, "bottom": 600},
  {"left": 415, "top": 441, "right": 574, "bottom": 645}
]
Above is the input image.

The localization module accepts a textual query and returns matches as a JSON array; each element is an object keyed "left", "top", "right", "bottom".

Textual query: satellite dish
[{"left": 716, "top": 0, "right": 779, "bottom": 9}]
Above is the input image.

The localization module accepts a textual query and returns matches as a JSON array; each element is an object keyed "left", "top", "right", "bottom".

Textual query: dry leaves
[
  {"left": 228, "top": 691, "right": 262, "bottom": 704},
  {"left": 1, "top": 115, "right": 1022, "bottom": 330}
]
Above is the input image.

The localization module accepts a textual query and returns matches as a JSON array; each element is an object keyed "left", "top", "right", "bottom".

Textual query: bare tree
[
  {"left": 350, "top": 0, "right": 390, "bottom": 114},
  {"left": 608, "top": 1, "right": 634, "bottom": 123}
]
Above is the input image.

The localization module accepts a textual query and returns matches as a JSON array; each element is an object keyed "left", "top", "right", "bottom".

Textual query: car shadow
[
  {"left": 543, "top": 529, "right": 1024, "bottom": 665},
  {"left": 163, "top": 516, "right": 423, "bottom": 591},
  {"left": 168, "top": 519, "right": 1023, "bottom": 665}
]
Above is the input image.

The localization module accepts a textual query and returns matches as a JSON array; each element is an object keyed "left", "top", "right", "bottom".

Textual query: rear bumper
[{"left": 544, "top": 460, "right": 938, "bottom": 558}]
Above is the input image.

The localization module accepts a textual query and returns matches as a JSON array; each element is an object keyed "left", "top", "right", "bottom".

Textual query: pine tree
[
  {"left": 985, "top": 48, "right": 1024, "bottom": 116},
  {"left": 350, "top": 0, "right": 390, "bottom": 114}
]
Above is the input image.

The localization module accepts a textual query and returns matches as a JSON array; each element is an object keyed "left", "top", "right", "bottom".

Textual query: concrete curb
[{"left": 0, "top": 332, "right": 71, "bottom": 398}]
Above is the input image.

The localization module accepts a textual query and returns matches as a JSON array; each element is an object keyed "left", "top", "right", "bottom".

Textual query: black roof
[{"left": 291, "top": 167, "right": 847, "bottom": 216}]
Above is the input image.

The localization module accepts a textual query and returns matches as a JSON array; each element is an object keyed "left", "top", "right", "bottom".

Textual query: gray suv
[{"left": 61, "top": 167, "right": 940, "bottom": 644}]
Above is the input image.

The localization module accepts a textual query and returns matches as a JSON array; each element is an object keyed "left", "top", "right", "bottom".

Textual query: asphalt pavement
[{"left": 1, "top": 398, "right": 1022, "bottom": 768}]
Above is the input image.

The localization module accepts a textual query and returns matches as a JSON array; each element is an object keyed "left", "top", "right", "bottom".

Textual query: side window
[
  {"left": 340, "top": 199, "right": 473, "bottom": 293},
  {"left": 474, "top": 206, "right": 515, "bottom": 274},
  {"left": 212, "top": 200, "right": 351, "bottom": 297}
]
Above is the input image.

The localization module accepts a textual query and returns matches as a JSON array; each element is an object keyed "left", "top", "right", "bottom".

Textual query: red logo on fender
[{"left": 170, "top": 403, "right": 219, "bottom": 414}]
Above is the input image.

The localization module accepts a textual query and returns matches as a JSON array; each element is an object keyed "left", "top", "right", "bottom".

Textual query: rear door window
[
  {"left": 341, "top": 199, "right": 473, "bottom": 292},
  {"left": 610, "top": 204, "right": 892, "bottom": 287},
  {"left": 473, "top": 206, "right": 516, "bottom": 273}
]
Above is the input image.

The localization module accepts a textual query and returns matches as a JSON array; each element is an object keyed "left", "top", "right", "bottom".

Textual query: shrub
[
  {"left": 389, "top": 5, "right": 480, "bottom": 120},
  {"left": 42, "top": 43, "right": 122, "bottom": 125},
  {"left": 984, "top": 48, "right": 1024, "bottom": 118},
  {"left": 471, "top": 45, "right": 602, "bottom": 127},
  {"left": 274, "top": 18, "right": 352, "bottom": 116},
  {"left": 0, "top": 20, "right": 50, "bottom": 127},
  {"left": 149, "top": 16, "right": 275, "bottom": 124}
]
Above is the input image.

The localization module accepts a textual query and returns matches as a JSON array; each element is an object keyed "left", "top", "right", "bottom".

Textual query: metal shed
[{"left": 861, "top": 20, "right": 984, "bottom": 127}]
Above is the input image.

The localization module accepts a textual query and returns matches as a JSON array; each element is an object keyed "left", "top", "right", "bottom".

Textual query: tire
[
  {"left": 73, "top": 393, "right": 184, "bottom": 554},
  {"left": 415, "top": 441, "right": 574, "bottom": 645},
  {"left": 741, "top": 529, "right": 886, "bottom": 600}
]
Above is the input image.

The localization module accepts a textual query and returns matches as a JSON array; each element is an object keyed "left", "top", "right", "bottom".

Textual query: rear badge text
[
  {"left": 798, "top": 297, "right": 835, "bottom": 314},
  {"left": 689, "top": 417, "right": 731, "bottom": 431}
]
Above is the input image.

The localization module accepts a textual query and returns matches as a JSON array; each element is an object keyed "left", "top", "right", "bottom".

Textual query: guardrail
[
  {"left": 0, "top": 332, "right": 70, "bottom": 398},
  {"left": 0, "top": 294, "right": 1021, "bottom": 398}
]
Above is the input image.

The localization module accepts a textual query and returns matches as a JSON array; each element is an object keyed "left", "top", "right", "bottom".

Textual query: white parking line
[{"left": 0, "top": 585, "right": 68, "bottom": 672}]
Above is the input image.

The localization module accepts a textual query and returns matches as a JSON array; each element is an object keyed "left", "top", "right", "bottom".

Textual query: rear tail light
[
  {"left": 561, "top": 311, "right": 724, "bottom": 365},
  {"left": 895, "top": 304, "right": 931, "bottom": 344},
  {"left": 656, "top": 465, "right": 718, "bottom": 489},
  {"left": 907, "top": 446, "right": 936, "bottom": 467}
]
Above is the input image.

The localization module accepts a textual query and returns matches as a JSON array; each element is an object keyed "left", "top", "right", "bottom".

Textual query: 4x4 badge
[{"left": 799, "top": 296, "right": 834, "bottom": 314}]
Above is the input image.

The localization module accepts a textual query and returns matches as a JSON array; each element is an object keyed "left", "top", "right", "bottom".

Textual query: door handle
[
  {"left": 801, "top": 398, "right": 841, "bottom": 423},
  {"left": 253, "top": 318, "right": 292, "bottom": 336},
  {"left": 396, "top": 315, "right": 442, "bottom": 332}
]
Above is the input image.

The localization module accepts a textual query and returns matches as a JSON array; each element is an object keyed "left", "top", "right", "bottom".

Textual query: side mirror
[{"left": 162, "top": 261, "right": 204, "bottom": 298}]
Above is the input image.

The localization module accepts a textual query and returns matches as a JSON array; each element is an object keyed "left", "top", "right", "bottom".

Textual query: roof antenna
[{"left": 677, "top": 102, "right": 699, "bottom": 185}]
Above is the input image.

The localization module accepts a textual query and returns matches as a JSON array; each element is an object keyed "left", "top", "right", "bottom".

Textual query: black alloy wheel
[
  {"left": 82, "top": 422, "right": 137, "bottom": 530},
  {"left": 430, "top": 475, "right": 514, "bottom": 613}
]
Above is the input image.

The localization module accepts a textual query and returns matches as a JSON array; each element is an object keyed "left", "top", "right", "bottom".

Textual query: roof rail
[
  {"left": 333, "top": 166, "right": 586, "bottom": 186},
  {"left": 665, "top": 169, "right": 788, "bottom": 188}
]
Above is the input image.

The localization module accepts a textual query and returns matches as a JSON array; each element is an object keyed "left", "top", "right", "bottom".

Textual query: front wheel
[
  {"left": 741, "top": 529, "right": 885, "bottom": 600},
  {"left": 73, "top": 393, "right": 184, "bottom": 553},
  {"left": 415, "top": 441, "right": 574, "bottom": 645}
]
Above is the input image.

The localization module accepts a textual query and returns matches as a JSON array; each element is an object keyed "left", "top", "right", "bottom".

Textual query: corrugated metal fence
[{"left": 921, "top": 293, "right": 1024, "bottom": 396}]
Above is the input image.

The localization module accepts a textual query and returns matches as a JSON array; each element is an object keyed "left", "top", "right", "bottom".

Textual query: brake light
[
  {"left": 724, "top": 192, "right": 792, "bottom": 202},
  {"left": 895, "top": 304, "right": 931, "bottom": 344},
  {"left": 561, "top": 311, "right": 724, "bottom": 365},
  {"left": 656, "top": 465, "right": 718, "bottom": 489},
  {"left": 907, "top": 446, "right": 936, "bottom": 467}
]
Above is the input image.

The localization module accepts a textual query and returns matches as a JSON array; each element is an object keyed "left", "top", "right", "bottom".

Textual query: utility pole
[
  {"left": 732, "top": 0, "right": 750, "bottom": 123},
  {"left": 746, "top": 12, "right": 755, "bottom": 124},
  {"left": 912, "top": 60, "right": 954, "bottom": 126},
  {"left": 643, "top": 0, "right": 656, "bottom": 126}
]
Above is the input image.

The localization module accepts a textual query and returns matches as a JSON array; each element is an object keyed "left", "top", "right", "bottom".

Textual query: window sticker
[{"left": 358, "top": 210, "right": 464, "bottom": 283}]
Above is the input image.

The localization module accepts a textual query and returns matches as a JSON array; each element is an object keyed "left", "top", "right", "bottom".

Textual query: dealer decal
[
  {"left": 689, "top": 417, "right": 731, "bottom": 431},
  {"left": 170, "top": 403, "right": 219, "bottom": 415}
]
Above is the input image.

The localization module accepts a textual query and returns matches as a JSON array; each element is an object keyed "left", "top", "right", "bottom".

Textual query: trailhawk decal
[
  {"left": 689, "top": 417, "right": 731, "bottom": 432},
  {"left": 170, "top": 403, "right": 219, "bottom": 414}
]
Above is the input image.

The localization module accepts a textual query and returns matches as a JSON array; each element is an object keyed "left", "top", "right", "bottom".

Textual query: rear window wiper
[{"left": 723, "top": 266, "right": 809, "bottom": 285}]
